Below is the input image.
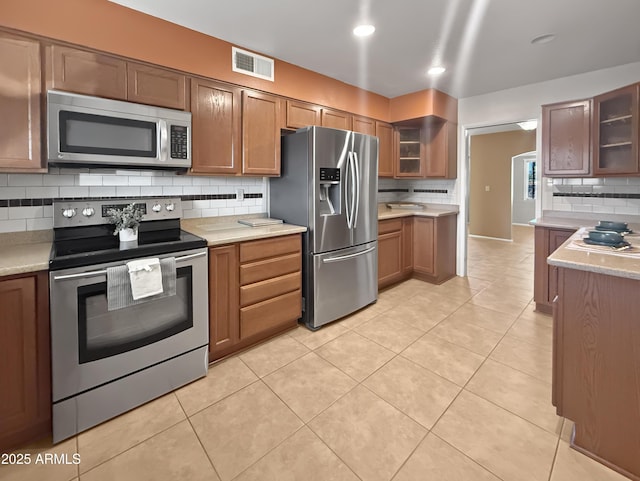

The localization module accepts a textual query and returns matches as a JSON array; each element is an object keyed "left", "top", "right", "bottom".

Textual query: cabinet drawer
[
  {"left": 240, "top": 253, "right": 300, "bottom": 285},
  {"left": 240, "top": 271, "right": 301, "bottom": 307},
  {"left": 378, "top": 219, "right": 403, "bottom": 235},
  {"left": 240, "top": 290, "right": 301, "bottom": 339},
  {"left": 240, "top": 235, "right": 301, "bottom": 263}
]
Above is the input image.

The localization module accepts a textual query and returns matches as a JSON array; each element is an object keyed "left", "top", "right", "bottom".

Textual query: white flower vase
[{"left": 118, "top": 227, "right": 138, "bottom": 242}]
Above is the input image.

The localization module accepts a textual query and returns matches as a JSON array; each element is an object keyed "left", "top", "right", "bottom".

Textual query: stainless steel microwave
[{"left": 47, "top": 90, "right": 191, "bottom": 170}]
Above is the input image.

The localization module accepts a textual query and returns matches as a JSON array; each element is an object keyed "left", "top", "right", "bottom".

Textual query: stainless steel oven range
[{"left": 48, "top": 197, "right": 208, "bottom": 442}]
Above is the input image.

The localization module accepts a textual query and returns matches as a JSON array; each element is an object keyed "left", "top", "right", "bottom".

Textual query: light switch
[{"left": 485, "top": 185, "right": 490, "bottom": 192}]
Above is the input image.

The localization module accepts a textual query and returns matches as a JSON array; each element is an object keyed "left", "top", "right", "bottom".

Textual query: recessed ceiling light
[
  {"left": 531, "top": 34, "right": 555, "bottom": 45},
  {"left": 427, "top": 66, "right": 446, "bottom": 76},
  {"left": 353, "top": 24, "right": 375, "bottom": 37},
  {"left": 517, "top": 120, "right": 538, "bottom": 131}
]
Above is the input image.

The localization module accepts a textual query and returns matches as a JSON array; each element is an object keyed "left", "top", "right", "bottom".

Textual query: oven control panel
[{"left": 53, "top": 197, "right": 183, "bottom": 228}]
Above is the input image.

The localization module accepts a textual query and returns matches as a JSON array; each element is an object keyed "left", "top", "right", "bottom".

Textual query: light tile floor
[{"left": 1, "top": 225, "right": 630, "bottom": 481}]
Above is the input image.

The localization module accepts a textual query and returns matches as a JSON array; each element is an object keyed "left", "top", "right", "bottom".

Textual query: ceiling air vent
[{"left": 232, "top": 47, "right": 274, "bottom": 82}]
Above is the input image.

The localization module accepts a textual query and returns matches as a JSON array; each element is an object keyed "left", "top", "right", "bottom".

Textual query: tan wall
[
  {"left": 0, "top": 0, "right": 458, "bottom": 123},
  {"left": 469, "top": 130, "right": 536, "bottom": 239}
]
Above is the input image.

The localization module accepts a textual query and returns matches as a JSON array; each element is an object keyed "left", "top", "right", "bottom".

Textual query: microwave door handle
[{"left": 159, "top": 119, "right": 169, "bottom": 161}]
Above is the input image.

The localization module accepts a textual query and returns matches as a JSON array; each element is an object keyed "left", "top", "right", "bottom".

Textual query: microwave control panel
[{"left": 170, "top": 125, "right": 189, "bottom": 159}]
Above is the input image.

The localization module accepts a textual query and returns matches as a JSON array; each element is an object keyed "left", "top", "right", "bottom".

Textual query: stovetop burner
[{"left": 49, "top": 197, "right": 207, "bottom": 270}]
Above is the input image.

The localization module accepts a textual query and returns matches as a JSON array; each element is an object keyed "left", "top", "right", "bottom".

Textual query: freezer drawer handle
[
  {"left": 52, "top": 251, "right": 206, "bottom": 281},
  {"left": 322, "top": 246, "right": 376, "bottom": 263}
]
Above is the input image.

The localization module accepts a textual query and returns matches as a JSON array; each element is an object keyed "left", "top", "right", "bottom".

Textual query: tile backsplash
[
  {"left": 546, "top": 177, "right": 640, "bottom": 216},
  {"left": 0, "top": 168, "right": 266, "bottom": 233},
  {"left": 378, "top": 178, "right": 458, "bottom": 205}
]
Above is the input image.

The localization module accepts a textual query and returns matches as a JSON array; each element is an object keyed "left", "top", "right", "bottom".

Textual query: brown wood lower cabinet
[
  {"left": 534, "top": 226, "right": 574, "bottom": 314},
  {"left": 208, "top": 234, "right": 302, "bottom": 362},
  {"left": 554, "top": 267, "right": 640, "bottom": 481},
  {"left": 0, "top": 272, "right": 50, "bottom": 452},
  {"left": 378, "top": 215, "right": 457, "bottom": 289}
]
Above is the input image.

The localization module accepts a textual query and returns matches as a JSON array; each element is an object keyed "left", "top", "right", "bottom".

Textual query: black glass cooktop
[{"left": 49, "top": 221, "right": 207, "bottom": 270}]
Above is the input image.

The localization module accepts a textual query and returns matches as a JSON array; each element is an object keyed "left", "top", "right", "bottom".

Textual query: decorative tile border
[
  {"left": 553, "top": 192, "right": 640, "bottom": 199},
  {"left": 413, "top": 189, "right": 448, "bottom": 194},
  {"left": 378, "top": 188, "right": 410, "bottom": 193},
  {"left": 0, "top": 193, "right": 264, "bottom": 207}
]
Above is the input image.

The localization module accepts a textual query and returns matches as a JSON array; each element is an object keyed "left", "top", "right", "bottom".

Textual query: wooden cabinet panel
[
  {"left": 542, "top": 100, "right": 591, "bottom": 176},
  {"left": 593, "top": 84, "right": 639, "bottom": 175},
  {"left": 554, "top": 268, "right": 640, "bottom": 480},
  {"left": 127, "top": 63, "right": 187, "bottom": 110},
  {"left": 239, "top": 234, "right": 300, "bottom": 263},
  {"left": 240, "top": 290, "right": 301, "bottom": 339},
  {"left": 378, "top": 230, "right": 403, "bottom": 289},
  {"left": 285, "top": 100, "right": 320, "bottom": 129},
  {"left": 402, "top": 218, "right": 413, "bottom": 275},
  {"left": 352, "top": 115, "right": 376, "bottom": 135},
  {"left": 240, "top": 253, "right": 300, "bottom": 286},
  {"left": 378, "top": 218, "right": 403, "bottom": 235},
  {"left": 240, "top": 271, "right": 300, "bottom": 307},
  {"left": 242, "top": 90, "right": 282, "bottom": 175},
  {"left": 0, "top": 272, "right": 50, "bottom": 452},
  {"left": 321, "top": 108, "right": 352, "bottom": 130},
  {"left": 425, "top": 121, "right": 457, "bottom": 179},
  {"left": 46, "top": 45, "right": 127, "bottom": 100},
  {"left": 208, "top": 245, "right": 239, "bottom": 358},
  {"left": 533, "top": 226, "right": 573, "bottom": 314},
  {"left": 190, "top": 78, "right": 241, "bottom": 175},
  {"left": 376, "top": 121, "right": 395, "bottom": 178},
  {"left": 0, "top": 32, "right": 42, "bottom": 171},
  {"left": 413, "top": 217, "right": 434, "bottom": 275}
]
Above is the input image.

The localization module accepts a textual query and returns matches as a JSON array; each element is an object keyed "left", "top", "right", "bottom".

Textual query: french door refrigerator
[{"left": 270, "top": 126, "right": 378, "bottom": 330}]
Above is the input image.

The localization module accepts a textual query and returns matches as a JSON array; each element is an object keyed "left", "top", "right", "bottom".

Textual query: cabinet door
[
  {"left": 0, "top": 32, "right": 42, "bottom": 171},
  {"left": 413, "top": 217, "right": 434, "bottom": 275},
  {"left": 402, "top": 217, "right": 413, "bottom": 275},
  {"left": 593, "top": 84, "right": 639, "bottom": 175},
  {"left": 242, "top": 90, "right": 282, "bottom": 176},
  {"left": 425, "top": 121, "right": 457, "bottom": 179},
  {"left": 190, "top": 78, "right": 241, "bottom": 175},
  {"left": 0, "top": 273, "right": 50, "bottom": 451},
  {"left": 376, "top": 121, "right": 395, "bottom": 178},
  {"left": 547, "top": 229, "right": 572, "bottom": 304},
  {"left": 321, "top": 108, "right": 352, "bottom": 130},
  {"left": 352, "top": 115, "right": 376, "bottom": 135},
  {"left": 127, "top": 62, "right": 187, "bottom": 110},
  {"left": 534, "top": 226, "right": 573, "bottom": 313},
  {"left": 209, "top": 245, "right": 239, "bottom": 359},
  {"left": 46, "top": 45, "right": 127, "bottom": 100},
  {"left": 396, "top": 127, "right": 425, "bottom": 177},
  {"left": 285, "top": 100, "right": 320, "bottom": 129},
  {"left": 542, "top": 100, "right": 591, "bottom": 176},
  {"left": 378, "top": 231, "right": 403, "bottom": 289}
]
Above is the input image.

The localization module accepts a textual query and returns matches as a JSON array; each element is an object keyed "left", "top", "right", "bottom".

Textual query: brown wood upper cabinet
[
  {"left": 284, "top": 99, "right": 320, "bottom": 129},
  {"left": 242, "top": 90, "right": 282, "bottom": 176},
  {"left": 0, "top": 272, "right": 51, "bottom": 452},
  {"left": 352, "top": 115, "right": 376, "bottom": 135},
  {"left": 425, "top": 120, "right": 457, "bottom": 179},
  {"left": 0, "top": 31, "right": 43, "bottom": 172},
  {"left": 396, "top": 126, "right": 425, "bottom": 177},
  {"left": 592, "top": 83, "right": 639, "bottom": 176},
  {"left": 541, "top": 99, "right": 591, "bottom": 177},
  {"left": 190, "top": 78, "right": 241, "bottom": 175},
  {"left": 376, "top": 121, "right": 395, "bottom": 178},
  {"left": 321, "top": 107, "right": 352, "bottom": 130},
  {"left": 46, "top": 44, "right": 189, "bottom": 110}
]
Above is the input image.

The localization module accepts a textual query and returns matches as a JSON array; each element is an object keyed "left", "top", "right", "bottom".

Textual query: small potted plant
[{"left": 107, "top": 203, "right": 144, "bottom": 242}]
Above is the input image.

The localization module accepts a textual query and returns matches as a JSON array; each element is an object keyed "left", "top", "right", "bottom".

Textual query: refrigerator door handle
[
  {"left": 345, "top": 152, "right": 352, "bottom": 228},
  {"left": 348, "top": 151, "right": 357, "bottom": 230},
  {"left": 352, "top": 151, "right": 360, "bottom": 228},
  {"left": 321, "top": 246, "right": 376, "bottom": 263}
]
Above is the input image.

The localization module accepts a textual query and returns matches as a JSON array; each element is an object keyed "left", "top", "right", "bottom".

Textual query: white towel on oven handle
[{"left": 126, "top": 257, "right": 163, "bottom": 300}]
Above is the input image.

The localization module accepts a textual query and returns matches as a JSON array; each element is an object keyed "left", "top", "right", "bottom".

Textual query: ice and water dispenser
[{"left": 318, "top": 167, "right": 342, "bottom": 216}]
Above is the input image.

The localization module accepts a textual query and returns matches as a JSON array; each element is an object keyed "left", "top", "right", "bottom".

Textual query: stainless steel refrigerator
[{"left": 270, "top": 126, "right": 378, "bottom": 330}]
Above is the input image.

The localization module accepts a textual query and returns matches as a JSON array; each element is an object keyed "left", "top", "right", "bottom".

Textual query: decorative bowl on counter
[{"left": 595, "top": 220, "right": 631, "bottom": 233}]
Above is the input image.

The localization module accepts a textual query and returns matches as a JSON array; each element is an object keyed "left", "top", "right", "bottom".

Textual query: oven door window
[
  {"left": 59, "top": 110, "right": 157, "bottom": 158},
  {"left": 77, "top": 266, "right": 192, "bottom": 363}
]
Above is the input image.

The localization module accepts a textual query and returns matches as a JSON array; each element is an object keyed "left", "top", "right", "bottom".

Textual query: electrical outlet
[
  {"left": 485, "top": 185, "right": 490, "bottom": 192},
  {"left": 236, "top": 188, "right": 244, "bottom": 201}
]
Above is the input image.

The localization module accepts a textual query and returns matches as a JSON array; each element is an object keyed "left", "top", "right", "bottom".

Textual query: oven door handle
[{"left": 52, "top": 251, "right": 207, "bottom": 281}]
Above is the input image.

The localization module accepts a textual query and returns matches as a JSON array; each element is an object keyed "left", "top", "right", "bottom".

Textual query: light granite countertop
[
  {"left": 181, "top": 216, "right": 306, "bottom": 246},
  {"left": 378, "top": 203, "right": 459, "bottom": 220},
  {"left": 0, "top": 231, "right": 52, "bottom": 277},
  {"left": 530, "top": 210, "right": 640, "bottom": 230}
]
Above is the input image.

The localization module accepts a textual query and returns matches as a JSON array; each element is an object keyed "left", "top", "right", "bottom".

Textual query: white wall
[{"left": 455, "top": 61, "right": 640, "bottom": 275}]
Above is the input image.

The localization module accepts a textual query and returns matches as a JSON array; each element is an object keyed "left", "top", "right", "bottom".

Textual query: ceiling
[{"left": 110, "top": 0, "right": 640, "bottom": 99}]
